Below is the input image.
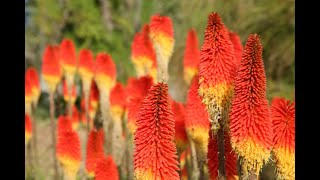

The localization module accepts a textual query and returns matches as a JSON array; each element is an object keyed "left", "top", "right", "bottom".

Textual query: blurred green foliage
[{"left": 25, "top": 0, "right": 294, "bottom": 101}]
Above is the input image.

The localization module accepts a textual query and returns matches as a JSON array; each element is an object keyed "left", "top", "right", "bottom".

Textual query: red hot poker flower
[
  {"left": 25, "top": 67, "right": 40, "bottom": 105},
  {"left": 42, "top": 45, "right": 62, "bottom": 93},
  {"left": 171, "top": 100, "right": 188, "bottom": 153},
  {"left": 271, "top": 97, "right": 295, "bottom": 180},
  {"left": 185, "top": 75, "right": 210, "bottom": 158},
  {"left": 110, "top": 82, "right": 127, "bottom": 120},
  {"left": 62, "top": 79, "right": 77, "bottom": 105},
  {"left": 71, "top": 106, "right": 80, "bottom": 130},
  {"left": 57, "top": 115, "right": 73, "bottom": 136},
  {"left": 134, "top": 82, "right": 179, "bottom": 180},
  {"left": 78, "top": 49, "right": 95, "bottom": 92},
  {"left": 95, "top": 155, "right": 119, "bottom": 180},
  {"left": 228, "top": 30, "right": 243, "bottom": 68},
  {"left": 25, "top": 75, "right": 33, "bottom": 106},
  {"left": 183, "top": 29, "right": 200, "bottom": 85},
  {"left": 131, "top": 24, "right": 157, "bottom": 79},
  {"left": 59, "top": 39, "right": 77, "bottom": 85},
  {"left": 85, "top": 129, "right": 105, "bottom": 178},
  {"left": 126, "top": 75, "right": 154, "bottom": 134},
  {"left": 94, "top": 52, "right": 117, "bottom": 94},
  {"left": 207, "top": 130, "right": 238, "bottom": 180},
  {"left": 198, "top": 12, "right": 237, "bottom": 134},
  {"left": 229, "top": 34, "right": 273, "bottom": 175},
  {"left": 25, "top": 114, "right": 32, "bottom": 144}
]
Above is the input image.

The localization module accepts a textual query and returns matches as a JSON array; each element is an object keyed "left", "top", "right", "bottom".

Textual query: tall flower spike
[
  {"left": 183, "top": 29, "right": 200, "bottom": 85},
  {"left": 26, "top": 68, "right": 40, "bottom": 106},
  {"left": 42, "top": 45, "right": 62, "bottom": 93},
  {"left": 207, "top": 130, "right": 238, "bottom": 180},
  {"left": 271, "top": 97, "right": 295, "bottom": 180},
  {"left": 62, "top": 79, "right": 77, "bottom": 105},
  {"left": 78, "top": 49, "right": 95, "bottom": 94},
  {"left": 25, "top": 114, "right": 32, "bottom": 144},
  {"left": 198, "top": 12, "right": 237, "bottom": 134},
  {"left": 85, "top": 129, "right": 105, "bottom": 178},
  {"left": 134, "top": 82, "right": 180, "bottom": 180},
  {"left": 95, "top": 52, "right": 117, "bottom": 94},
  {"left": 25, "top": 75, "right": 33, "bottom": 114},
  {"left": 56, "top": 130, "right": 81, "bottom": 179},
  {"left": 229, "top": 34, "right": 273, "bottom": 176},
  {"left": 131, "top": 24, "right": 157, "bottom": 80},
  {"left": 171, "top": 100, "right": 188, "bottom": 153},
  {"left": 71, "top": 106, "right": 80, "bottom": 130},
  {"left": 149, "top": 15, "right": 174, "bottom": 82},
  {"left": 95, "top": 155, "right": 119, "bottom": 180},
  {"left": 228, "top": 30, "right": 243, "bottom": 67},
  {"left": 126, "top": 75, "right": 154, "bottom": 134},
  {"left": 59, "top": 39, "right": 77, "bottom": 88},
  {"left": 110, "top": 82, "right": 127, "bottom": 120},
  {"left": 57, "top": 115, "right": 73, "bottom": 135},
  {"left": 185, "top": 75, "right": 210, "bottom": 159}
]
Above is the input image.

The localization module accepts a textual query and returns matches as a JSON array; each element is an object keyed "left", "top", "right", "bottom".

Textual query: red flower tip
[
  {"left": 126, "top": 75, "right": 154, "bottom": 134},
  {"left": 207, "top": 130, "right": 238, "bottom": 180},
  {"left": 183, "top": 29, "right": 200, "bottom": 84},
  {"left": 62, "top": 79, "right": 77, "bottom": 104},
  {"left": 56, "top": 129, "right": 81, "bottom": 179},
  {"left": 42, "top": 45, "right": 62, "bottom": 92},
  {"left": 72, "top": 106, "right": 80, "bottom": 130},
  {"left": 59, "top": 39, "right": 77, "bottom": 67},
  {"left": 185, "top": 75, "right": 210, "bottom": 156},
  {"left": 57, "top": 115, "right": 73, "bottom": 135},
  {"left": 78, "top": 49, "right": 95, "bottom": 81},
  {"left": 271, "top": 97, "right": 295, "bottom": 179},
  {"left": 25, "top": 75, "right": 33, "bottom": 103},
  {"left": 228, "top": 30, "right": 243, "bottom": 67},
  {"left": 150, "top": 15, "right": 174, "bottom": 38},
  {"left": 110, "top": 82, "right": 127, "bottom": 120},
  {"left": 198, "top": 12, "right": 237, "bottom": 134},
  {"left": 25, "top": 114, "right": 32, "bottom": 144},
  {"left": 134, "top": 82, "right": 179, "bottom": 180},
  {"left": 95, "top": 155, "right": 119, "bottom": 180},
  {"left": 172, "top": 100, "right": 188, "bottom": 153},
  {"left": 229, "top": 34, "right": 272, "bottom": 175},
  {"left": 26, "top": 67, "right": 40, "bottom": 103},
  {"left": 85, "top": 129, "right": 105, "bottom": 177},
  {"left": 95, "top": 52, "right": 117, "bottom": 92}
]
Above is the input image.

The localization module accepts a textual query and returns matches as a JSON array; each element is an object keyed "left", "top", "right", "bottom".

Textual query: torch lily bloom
[
  {"left": 25, "top": 75, "right": 33, "bottom": 114},
  {"left": 198, "top": 12, "right": 237, "bottom": 134},
  {"left": 57, "top": 115, "right": 73, "bottom": 136},
  {"left": 207, "top": 130, "right": 238, "bottom": 180},
  {"left": 185, "top": 75, "right": 210, "bottom": 158},
  {"left": 149, "top": 14, "right": 174, "bottom": 82},
  {"left": 42, "top": 45, "right": 62, "bottom": 93},
  {"left": 25, "top": 114, "right": 32, "bottom": 144},
  {"left": 126, "top": 75, "right": 154, "bottom": 134},
  {"left": 95, "top": 155, "right": 119, "bottom": 180},
  {"left": 229, "top": 34, "right": 273, "bottom": 176},
  {"left": 78, "top": 49, "right": 95, "bottom": 94},
  {"left": 85, "top": 129, "right": 105, "bottom": 178},
  {"left": 271, "top": 97, "right": 295, "bottom": 180},
  {"left": 228, "top": 30, "right": 243, "bottom": 67},
  {"left": 133, "top": 82, "right": 179, "bottom": 180},
  {"left": 59, "top": 39, "right": 77, "bottom": 88},
  {"left": 131, "top": 24, "right": 157, "bottom": 80},
  {"left": 183, "top": 29, "right": 200, "bottom": 85},
  {"left": 25, "top": 67, "right": 40, "bottom": 106},
  {"left": 110, "top": 82, "right": 127, "bottom": 121},
  {"left": 171, "top": 100, "right": 188, "bottom": 153},
  {"left": 62, "top": 79, "right": 77, "bottom": 105}
]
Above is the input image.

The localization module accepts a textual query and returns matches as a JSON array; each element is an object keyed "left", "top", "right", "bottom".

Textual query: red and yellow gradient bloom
[
  {"left": 198, "top": 12, "right": 237, "bottom": 134},
  {"left": 95, "top": 155, "right": 119, "bottom": 180},
  {"left": 26, "top": 68, "right": 40, "bottom": 106},
  {"left": 185, "top": 75, "right": 210, "bottom": 158},
  {"left": 85, "top": 129, "right": 105, "bottom": 178},
  {"left": 25, "top": 75, "right": 33, "bottom": 113},
  {"left": 71, "top": 106, "right": 80, "bottom": 130},
  {"left": 171, "top": 100, "right": 188, "bottom": 153},
  {"left": 94, "top": 52, "right": 117, "bottom": 94},
  {"left": 59, "top": 39, "right": 77, "bottom": 87},
  {"left": 42, "top": 45, "right": 62, "bottom": 93},
  {"left": 131, "top": 24, "right": 157, "bottom": 80},
  {"left": 78, "top": 49, "right": 95, "bottom": 93},
  {"left": 207, "top": 130, "right": 238, "bottom": 180},
  {"left": 134, "top": 82, "right": 179, "bottom": 180},
  {"left": 183, "top": 29, "right": 200, "bottom": 85},
  {"left": 271, "top": 98, "right": 295, "bottom": 180},
  {"left": 25, "top": 114, "right": 32, "bottom": 144},
  {"left": 110, "top": 82, "right": 127, "bottom": 120},
  {"left": 126, "top": 75, "right": 154, "bottom": 134},
  {"left": 62, "top": 79, "right": 77, "bottom": 105},
  {"left": 179, "top": 148, "right": 190, "bottom": 170},
  {"left": 229, "top": 34, "right": 273, "bottom": 175},
  {"left": 57, "top": 115, "right": 73, "bottom": 135},
  {"left": 228, "top": 30, "right": 243, "bottom": 68}
]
